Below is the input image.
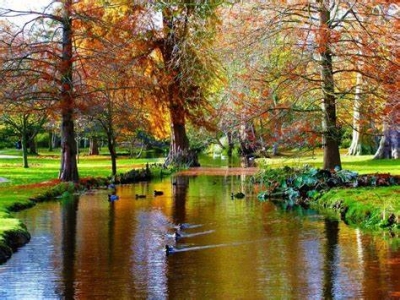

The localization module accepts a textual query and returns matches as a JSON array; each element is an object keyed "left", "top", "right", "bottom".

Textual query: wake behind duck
[{"left": 165, "top": 238, "right": 270, "bottom": 255}]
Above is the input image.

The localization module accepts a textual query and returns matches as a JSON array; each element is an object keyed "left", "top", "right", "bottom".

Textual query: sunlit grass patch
[{"left": 316, "top": 186, "right": 400, "bottom": 231}]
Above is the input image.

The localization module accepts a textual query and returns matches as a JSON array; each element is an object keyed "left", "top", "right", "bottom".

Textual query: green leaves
[{"left": 255, "top": 165, "right": 396, "bottom": 204}]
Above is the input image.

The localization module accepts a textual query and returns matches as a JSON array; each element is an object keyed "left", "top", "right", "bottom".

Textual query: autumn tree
[
  {"left": 149, "top": 1, "right": 224, "bottom": 167},
  {"left": 371, "top": 4, "right": 399, "bottom": 159},
  {"left": 217, "top": 2, "right": 322, "bottom": 161},
  {"left": 0, "top": 0, "right": 83, "bottom": 181},
  {"left": 73, "top": 0, "right": 169, "bottom": 175},
  {"left": 0, "top": 20, "right": 53, "bottom": 167},
  {"left": 1, "top": 103, "right": 48, "bottom": 168},
  {"left": 220, "top": 1, "right": 398, "bottom": 169},
  {"left": 78, "top": 1, "right": 224, "bottom": 168}
]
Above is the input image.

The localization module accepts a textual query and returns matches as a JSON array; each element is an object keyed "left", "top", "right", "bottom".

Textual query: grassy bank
[{"left": 314, "top": 186, "right": 399, "bottom": 236}]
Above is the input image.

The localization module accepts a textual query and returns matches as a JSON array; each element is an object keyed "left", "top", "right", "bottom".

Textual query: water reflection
[
  {"left": 171, "top": 175, "right": 189, "bottom": 226},
  {"left": 323, "top": 219, "right": 339, "bottom": 299},
  {"left": 0, "top": 174, "right": 399, "bottom": 299},
  {"left": 60, "top": 193, "right": 79, "bottom": 299},
  {"left": 131, "top": 210, "right": 168, "bottom": 299}
]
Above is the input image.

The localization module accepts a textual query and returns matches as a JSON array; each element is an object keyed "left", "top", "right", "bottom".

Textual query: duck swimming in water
[
  {"left": 165, "top": 245, "right": 175, "bottom": 255},
  {"left": 154, "top": 190, "right": 164, "bottom": 196},
  {"left": 108, "top": 194, "right": 119, "bottom": 201},
  {"left": 166, "top": 230, "right": 183, "bottom": 240},
  {"left": 174, "top": 230, "right": 183, "bottom": 240},
  {"left": 231, "top": 192, "right": 245, "bottom": 199},
  {"left": 174, "top": 223, "right": 190, "bottom": 230}
]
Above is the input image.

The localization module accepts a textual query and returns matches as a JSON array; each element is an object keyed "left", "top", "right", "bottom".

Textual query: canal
[{"left": 0, "top": 170, "right": 399, "bottom": 299}]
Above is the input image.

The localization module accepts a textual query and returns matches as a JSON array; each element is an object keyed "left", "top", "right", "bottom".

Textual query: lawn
[{"left": 258, "top": 149, "right": 400, "bottom": 175}]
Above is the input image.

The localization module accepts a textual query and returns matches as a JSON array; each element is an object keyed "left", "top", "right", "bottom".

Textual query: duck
[
  {"left": 165, "top": 245, "right": 175, "bottom": 255},
  {"left": 154, "top": 190, "right": 164, "bottom": 196},
  {"left": 175, "top": 223, "right": 190, "bottom": 230},
  {"left": 174, "top": 230, "right": 183, "bottom": 240},
  {"left": 135, "top": 194, "right": 146, "bottom": 199},
  {"left": 231, "top": 192, "right": 245, "bottom": 199},
  {"left": 108, "top": 194, "right": 119, "bottom": 201}
]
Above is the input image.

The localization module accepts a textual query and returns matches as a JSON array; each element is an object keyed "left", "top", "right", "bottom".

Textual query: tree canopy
[{"left": 0, "top": 0, "right": 398, "bottom": 180}]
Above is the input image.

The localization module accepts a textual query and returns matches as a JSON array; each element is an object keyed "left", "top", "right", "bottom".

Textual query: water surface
[{"left": 0, "top": 173, "right": 399, "bottom": 299}]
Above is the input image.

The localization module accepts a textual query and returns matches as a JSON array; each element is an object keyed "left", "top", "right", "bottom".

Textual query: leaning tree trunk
[
  {"left": 59, "top": 0, "right": 79, "bottom": 182},
  {"left": 161, "top": 11, "right": 199, "bottom": 168},
  {"left": 165, "top": 90, "right": 199, "bottom": 167},
  {"left": 318, "top": 1, "right": 342, "bottom": 170}
]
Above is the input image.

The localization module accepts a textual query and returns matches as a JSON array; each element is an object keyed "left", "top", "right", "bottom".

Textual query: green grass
[
  {"left": 315, "top": 186, "right": 399, "bottom": 235},
  {"left": 257, "top": 149, "right": 400, "bottom": 175},
  {"left": 0, "top": 148, "right": 164, "bottom": 186}
]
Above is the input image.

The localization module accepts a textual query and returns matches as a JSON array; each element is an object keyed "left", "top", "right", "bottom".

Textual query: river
[{"left": 0, "top": 170, "right": 399, "bottom": 299}]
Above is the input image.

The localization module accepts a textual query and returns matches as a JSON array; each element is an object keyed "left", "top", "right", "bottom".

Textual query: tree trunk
[
  {"left": 239, "top": 120, "right": 258, "bottom": 167},
  {"left": 28, "top": 134, "right": 37, "bottom": 155},
  {"left": 348, "top": 72, "right": 376, "bottom": 155},
  {"left": 107, "top": 134, "right": 117, "bottom": 177},
  {"left": 161, "top": 10, "right": 199, "bottom": 168},
  {"left": 21, "top": 131, "right": 29, "bottom": 169},
  {"left": 239, "top": 121, "right": 257, "bottom": 156},
  {"left": 89, "top": 136, "right": 100, "bottom": 155},
  {"left": 318, "top": 1, "right": 342, "bottom": 170},
  {"left": 226, "top": 131, "right": 234, "bottom": 158},
  {"left": 59, "top": 0, "right": 79, "bottom": 182},
  {"left": 374, "top": 122, "right": 399, "bottom": 159},
  {"left": 165, "top": 94, "right": 199, "bottom": 167},
  {"left": 170, "top": 101, "right": 189, "bottom": 155},
  {"left": 48, "top": 131, "right": 53, "bottom": 152}
]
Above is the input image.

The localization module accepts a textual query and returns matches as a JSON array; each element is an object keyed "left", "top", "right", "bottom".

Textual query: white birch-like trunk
[{"left": 348, "top": 72, "right": 363, "bottom": 155}]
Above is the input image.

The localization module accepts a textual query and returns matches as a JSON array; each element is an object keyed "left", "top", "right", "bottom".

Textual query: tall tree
[
  {"left": 0, "top": 21, "right": 52, "bottom": 167},
  {"left": 58, "top": 0, "right": 79, "bottom": 181},
  {"left": 75, "top": 0, "right": 166, "bottom": 175},
  {"left": 220, "top": 1, "right": 398, "bottom": 168},
  {"left": 1, "top": 0, "right": 80, "bottom": 181},
  {"left": 317, "top": 0, "right": 341, "bottom": 169},
  {"left": 152, "top": 1, "right": 224, "bottom": 167}
]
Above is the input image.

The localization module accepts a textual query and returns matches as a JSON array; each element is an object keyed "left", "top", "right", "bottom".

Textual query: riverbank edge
[
  {"left": 310, "top": 186, "right": 400, "bottom": 236},
  {"left": 0, "top": 167, "right": 157, "bottom": 264},
  {"left": 1, "top": 168, "right": 398, "bottom": 263}
]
